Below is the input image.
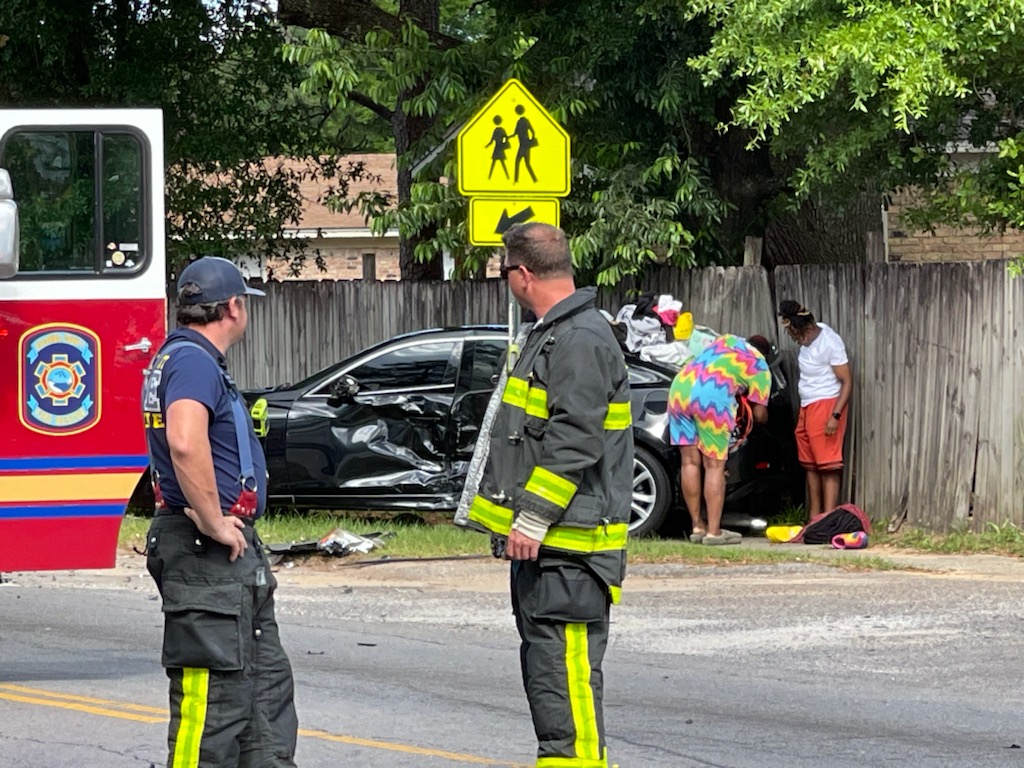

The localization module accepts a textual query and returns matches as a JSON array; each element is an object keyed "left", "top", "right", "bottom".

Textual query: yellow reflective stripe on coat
[
  {"left": 503, "top": 377, "right": 530, "bottom": 408},
  {"left": 525, "top": 387, "right": 549, "bottom": 419},
  {"left": 565, "top": 623, "right": 602, "bottom": 764},
  {"left": 468, "top": 496, "right": 628, "bottom": 553},
  {"left": 603, "top": 401, "right": 631, "bottom": 430},
  {"left": 501, "top": 377, "right": 549, "bottom": 419},
  {"left": 501, "top": 377, "right": 627, "bottom": 430},
  {"left": 525, "top": 467, "right": 577, "bottom": 509},
  {"left": 172, "top": 667, "right": 209, "bottom": 768}
]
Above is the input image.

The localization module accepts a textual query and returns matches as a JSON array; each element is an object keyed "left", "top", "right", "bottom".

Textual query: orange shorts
[{"left": 796, "top": 398, "right": 847, "bottom": 472}]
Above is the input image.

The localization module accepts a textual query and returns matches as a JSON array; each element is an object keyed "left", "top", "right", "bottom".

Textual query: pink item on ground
[{"left": 831, "top": 531, "right": 868, "bottom": 549}]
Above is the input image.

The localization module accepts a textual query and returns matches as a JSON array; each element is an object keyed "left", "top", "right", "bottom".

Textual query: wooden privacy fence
[
  {"left": 169, "top": 265, "right": 775, "bottom": 389},
  {"left": 170, "top": 261, "right": 1022, "bottom": 529},
  {"left": 776, "top": 262, "right": 1024, "bottom": 532}
]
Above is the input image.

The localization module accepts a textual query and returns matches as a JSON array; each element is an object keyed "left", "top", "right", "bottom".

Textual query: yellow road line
[
  {"left": 0, "top": 687, "right": 165, "bottom": 724},
  {"left": 298, "top": 728, "right": 528, "bottom": 766},
  {"left": 0, "top": 684, "right": 166, "bottom": 714},
  {"left": 0, "top": 683, "right": 529, "bottom": 767}
]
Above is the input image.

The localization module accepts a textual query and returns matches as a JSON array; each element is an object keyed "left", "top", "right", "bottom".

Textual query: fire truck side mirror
[{"left": 0, "top": 169, "right": 18, "bottom": 279}]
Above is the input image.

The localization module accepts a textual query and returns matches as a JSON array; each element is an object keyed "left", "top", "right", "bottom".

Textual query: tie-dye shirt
[
  {"left": 678, "top": 334, "right": 772, "bottom": 405},
  {"left": 668, "top": 334, "right": 772, "bottom": 457}
]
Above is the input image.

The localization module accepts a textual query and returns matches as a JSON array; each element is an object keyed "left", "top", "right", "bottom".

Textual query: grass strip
[{"left": 120, "top": 512, "right": 906, "bottom": 569}]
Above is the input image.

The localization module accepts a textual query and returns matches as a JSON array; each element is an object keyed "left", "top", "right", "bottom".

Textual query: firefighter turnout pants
[
  {"left": 146, "top": 514, "right": 298, "bottom": 768},
  {"left": 512, "top": 558, "right": 611, "bottom": 768}
]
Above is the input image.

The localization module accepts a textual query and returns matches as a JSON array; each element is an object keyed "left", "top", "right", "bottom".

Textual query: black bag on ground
[{"left": 792, "top": 504, "right": 871, "bottom": 545}]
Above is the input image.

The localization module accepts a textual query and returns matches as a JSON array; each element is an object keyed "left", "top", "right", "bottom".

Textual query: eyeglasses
[{"left": 499, "top": 262, "right": 521, "bottom": 280}]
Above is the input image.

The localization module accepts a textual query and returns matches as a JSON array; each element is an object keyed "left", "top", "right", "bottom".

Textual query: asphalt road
[{"left": 2, "top": 547, "right": 1024, "bottom": 767}]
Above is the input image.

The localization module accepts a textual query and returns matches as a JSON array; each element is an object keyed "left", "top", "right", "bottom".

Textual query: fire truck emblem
[{"left": 19, "top": 324, "right": 101, "bottom": 435}]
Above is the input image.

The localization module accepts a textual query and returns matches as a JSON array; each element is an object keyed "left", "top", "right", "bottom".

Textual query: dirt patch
[{"left": 6, "top": 542, "right": 1023, "bottom": 594}]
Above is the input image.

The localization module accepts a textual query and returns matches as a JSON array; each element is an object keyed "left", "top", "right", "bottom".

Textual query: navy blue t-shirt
[{"left": 143, "top": 328, "right": 267, "bottom": 516}]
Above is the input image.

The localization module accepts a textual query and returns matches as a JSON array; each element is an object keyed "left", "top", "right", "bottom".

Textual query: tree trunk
[
  {"left": 279, "top": 0, "right": 446, "bottom": 280},
  {"left": 393, "top": 0, "right": 443, "bottom": 280}
]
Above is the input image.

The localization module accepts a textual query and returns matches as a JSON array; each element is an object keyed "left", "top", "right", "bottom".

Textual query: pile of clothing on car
[{"left": 604, "top": 293, "right": 718, "bottom": 369}]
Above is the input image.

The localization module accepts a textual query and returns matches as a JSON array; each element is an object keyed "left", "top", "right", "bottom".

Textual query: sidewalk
[
  {"left": 737, "top": 536, "right": 1024, "bottom": 578},
  {"left": 4, "top": 540, "right": 1023, "bottom": 592}
]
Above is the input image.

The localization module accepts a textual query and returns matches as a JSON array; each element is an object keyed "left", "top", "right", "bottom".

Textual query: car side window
[
  {"left": 346, "top": 341, "right": 458, "bottom": 392},
  {"left": 461, "top": 339, "right": 507, "bottom": 391}
]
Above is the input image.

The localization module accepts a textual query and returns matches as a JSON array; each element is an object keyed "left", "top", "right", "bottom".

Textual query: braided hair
[{"left": 778, "top": 299, "right": 816, "bottom": 337}]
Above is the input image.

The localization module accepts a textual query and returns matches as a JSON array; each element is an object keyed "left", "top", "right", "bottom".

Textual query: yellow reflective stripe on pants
[
  {"left": 525, "top": 466, "right": 577, "bottom": 509},
  {"left": 469, "top": 496, "right": 628, "bottom": 553},
  {"left": 172, "top": 667, "right": 209, "bottom": 768},
  {"left": 608, "top": 585, "right": 621, "bottom": 605},
  {"left": 603, "top": 401, "right": 631, "bottom": 430},
  {"left": 566, "top": 623, "right": 601, "bottom": 764}
]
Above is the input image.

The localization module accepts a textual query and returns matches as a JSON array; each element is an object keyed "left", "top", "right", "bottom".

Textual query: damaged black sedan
[{"left": 247, "top": 326, "right": 800, "bottom": 537}]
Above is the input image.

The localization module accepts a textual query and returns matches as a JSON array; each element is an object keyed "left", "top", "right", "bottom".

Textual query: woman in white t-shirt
[{"left": 778, "top": 300, "right": 853, "bottom": 521}]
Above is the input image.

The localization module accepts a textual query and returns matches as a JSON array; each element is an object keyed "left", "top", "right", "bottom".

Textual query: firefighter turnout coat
[{"left": 469, "top": 287, "right": 633, "bottom": 582}]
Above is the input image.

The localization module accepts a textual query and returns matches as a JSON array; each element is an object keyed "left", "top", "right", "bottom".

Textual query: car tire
[{"left": 630, "top": 445, "right": 673, "bottom": 538}]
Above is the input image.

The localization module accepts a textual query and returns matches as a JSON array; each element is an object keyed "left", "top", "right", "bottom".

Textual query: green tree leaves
[{"left": 691, "top": 0, "right": 1024, "bottom": 273}]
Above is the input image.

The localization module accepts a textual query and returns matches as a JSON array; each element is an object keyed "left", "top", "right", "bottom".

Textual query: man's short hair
[
  {"left": 501, "top": 223, "right": 573, "bottom": 278},
  {"left": 176, "top": 295, "right": 240, "bottom": 326}
]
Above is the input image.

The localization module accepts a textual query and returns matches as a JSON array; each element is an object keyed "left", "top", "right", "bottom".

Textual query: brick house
[
  {"left": 884, "top": 144, "right": 1024, "bottom": 264},
  {"left": 274, "top": 153, "right": 401, "bottom": 281}
]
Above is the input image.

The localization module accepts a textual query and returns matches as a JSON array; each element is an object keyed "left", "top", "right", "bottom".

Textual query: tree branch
[
  {"left": 348, "top": 90, "right": 394, "bottom": 122},
  {"left": 277, "top": 0, "right": 460, "bottom": 49}
]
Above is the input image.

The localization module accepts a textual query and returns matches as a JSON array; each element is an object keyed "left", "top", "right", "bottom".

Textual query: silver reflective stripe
[{"left": 454, "top": 324, "right": 534, "bottom": 530}]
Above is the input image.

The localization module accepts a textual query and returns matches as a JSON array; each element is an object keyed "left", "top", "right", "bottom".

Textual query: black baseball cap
[{"left": 177, "top": 257, "right": 266, "bottom": 305}]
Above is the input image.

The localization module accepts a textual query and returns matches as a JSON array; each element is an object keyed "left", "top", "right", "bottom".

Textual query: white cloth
[
  {"left": 639, "top": 341, "right": 692, "bottom": 367},
  {"left": 615, "top": 304, "right": 665, "bottom": 352},
  {"left": 797, "top": 323, "right": 848, "bottom": 405}
]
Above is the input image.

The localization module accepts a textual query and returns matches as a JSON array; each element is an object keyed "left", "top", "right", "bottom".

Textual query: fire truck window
[
  {"left": 101, "top": 133, "right": 143, "bottom": 271},
  {"left": 0, "top": 129, "right": 144, "bottom": 275}
]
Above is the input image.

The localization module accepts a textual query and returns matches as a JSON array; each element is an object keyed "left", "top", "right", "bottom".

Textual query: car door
[
  {"left": 283, "top": 338, "right": 462, "bottom": 504},
  {"left": 450, "top": 337, "right": 508, "bottom": 471},
  {"left": 0, "top": 112, "right": 165, "bottom": 571}
]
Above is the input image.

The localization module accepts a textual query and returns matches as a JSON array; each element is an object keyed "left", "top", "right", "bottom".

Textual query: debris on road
[{"left": 265, "top": 528, "right": 394, "bottom": 564}]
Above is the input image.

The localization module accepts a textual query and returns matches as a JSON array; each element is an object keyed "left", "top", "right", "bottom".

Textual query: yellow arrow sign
[
  {"left": 457, "top": 79, "right": 571, "bottom": 198},
  {"left": 468, "top": 198, "right": 561, "bottom": 247}
]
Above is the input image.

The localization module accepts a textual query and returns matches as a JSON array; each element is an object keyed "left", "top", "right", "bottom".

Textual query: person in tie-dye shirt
[{"left": 668, "top": 334, "right": 772, "bottom": 545}]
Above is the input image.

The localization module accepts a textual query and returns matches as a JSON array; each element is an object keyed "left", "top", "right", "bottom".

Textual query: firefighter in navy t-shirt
[{"left": 142, "top": 257, "right": 297, "bottom": 768}]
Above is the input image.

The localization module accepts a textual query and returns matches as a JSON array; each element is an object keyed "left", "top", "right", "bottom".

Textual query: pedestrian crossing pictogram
[{"left": 457, "top": 79, "right": 571, "bottom": 198}]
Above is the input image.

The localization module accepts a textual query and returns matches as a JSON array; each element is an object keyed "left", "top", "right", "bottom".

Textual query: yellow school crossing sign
[
  {"left": 457, "top": 79, "right": 571, "bottom": 246},
  {"left": 457, "top": 79, "right": 570, "bottom": 197},
  {"left": 467, "top": 198, "right": 561, "bottom": 247}
]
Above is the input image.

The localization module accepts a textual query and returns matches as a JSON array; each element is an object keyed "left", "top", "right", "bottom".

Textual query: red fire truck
[{"left": 0, "top": 110, "right": 166, "bottom": 571}]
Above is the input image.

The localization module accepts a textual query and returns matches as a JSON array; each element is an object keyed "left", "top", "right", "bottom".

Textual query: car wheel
[{"left": 630, "top": 445, "right": 672, "bottom": 538}]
